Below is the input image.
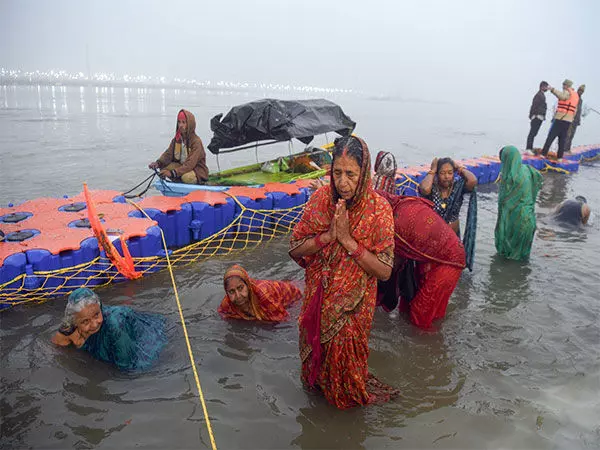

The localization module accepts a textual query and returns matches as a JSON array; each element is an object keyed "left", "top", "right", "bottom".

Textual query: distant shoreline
[
  {"left": 0, "top": 77, "right": 353, "bottom": 96},
  {"left": 1, "top": 78, "right": 255, "bottom": 93}
]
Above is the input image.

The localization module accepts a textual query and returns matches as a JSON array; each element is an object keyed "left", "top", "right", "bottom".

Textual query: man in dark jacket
[
  {"left": 526, "top": 81, "right": 549, "bottom": 151},
  {"left": 566, "top": 84, "right": 585, "bottom": 152}
]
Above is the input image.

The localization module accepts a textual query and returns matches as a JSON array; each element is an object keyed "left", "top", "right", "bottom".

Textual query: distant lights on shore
[{"left": 0, "top": 68, "right": 354, "bottom": 94}]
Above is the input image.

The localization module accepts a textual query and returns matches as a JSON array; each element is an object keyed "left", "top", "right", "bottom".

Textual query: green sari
[{"left": 495, "top": 145, "right": 542, "bottom": 261}]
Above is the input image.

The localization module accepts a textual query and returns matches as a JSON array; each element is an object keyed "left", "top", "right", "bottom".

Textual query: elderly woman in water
[
  {"left": 290, "top": 136, "right": 399, "bottom": 409},
  {"left": 309, "top": 150, "right": 398, "bottom": 194},
  {"left": 52, "top": 288, "right": 167, "bottom": 371},
  {"left": 218, "top": 264, "right": 302, "bottom": 322}
]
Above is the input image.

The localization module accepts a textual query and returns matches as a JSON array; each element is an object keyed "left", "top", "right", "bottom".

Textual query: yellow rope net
[
  {"left": 540, "top": 163, "right": 571, "bottom": 174},
  {"left": 3, "top": 149, "right": 596, "bottom": 309},
  {"left": 395, "top": 175, "right": 419, "bottom": 192},
  {"left": 0, "top": 196, "right": 306, "bottom": 309}
]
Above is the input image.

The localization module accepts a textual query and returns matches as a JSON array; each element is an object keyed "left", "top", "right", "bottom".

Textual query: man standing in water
[
  {"left": 526, "top": 81, "right": 549, "bottom": 152},
  {"left": 541, "top": 79, "right": 579, "bottom": 160},
  {"left": 566, "top": 84, "right": 586, "bottom": 152}
]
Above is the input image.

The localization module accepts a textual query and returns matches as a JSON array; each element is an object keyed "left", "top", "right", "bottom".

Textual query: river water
[{"left": 1, "top": 85, "right": 599, "bottom": 449}]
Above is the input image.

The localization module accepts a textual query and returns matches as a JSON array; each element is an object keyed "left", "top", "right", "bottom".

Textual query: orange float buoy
[{"left": 84, "top": 183, "right": 141, "bottom": 280}]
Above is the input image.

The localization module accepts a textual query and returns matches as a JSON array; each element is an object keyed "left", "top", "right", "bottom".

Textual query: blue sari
[
  {"left": 81, "top": 305, "right": 167, "bottom": 371},
  {"left": 462, "top": 188, "right": 477, "bottom": 272},
  {"left": 425, "top": 178, "right": 477, "bottom": 271}
]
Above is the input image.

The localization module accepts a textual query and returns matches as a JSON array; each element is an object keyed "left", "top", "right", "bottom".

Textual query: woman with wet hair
[
  {"left": 495, "top": 145, "right": 542, "bottom": 261},
  {"left": 290, "top": 136, "right": 399, "bottom": 409},
  {"left": 51, "top": 288, "right": 167, "bottom": 371},
  {"left": 419, "top": 157, "right": 478, "bottom": 234},
  {"left": 218, "top": 264, "right": 302, "bottom": 321},
  {"left": 419, "top": 156, "right": 478, "bottom": 270}
]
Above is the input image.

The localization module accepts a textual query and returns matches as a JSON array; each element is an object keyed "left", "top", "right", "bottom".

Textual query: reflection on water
[
  {"left": 292, "top": 406, "right": 370, "bottom": 450},
  {"left": 219, "top": 327, "right": 263, "bottom": 362},
  {"left": 1, "top": 86, "right": 599, "bottom": 449},
  {"left": 538, "top": 171, "right": 570, "bottom": 208},
  {"left": 484, "top": 254, "right": 533, "bottom": 313},
  {"left": 371, "top": 320, "right": 462, "bottom": 415},
  {"left": 0, "top": 380, "right": 42, "bottom": 447}
]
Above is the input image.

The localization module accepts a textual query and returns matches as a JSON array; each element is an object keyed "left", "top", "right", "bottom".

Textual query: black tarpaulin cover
[{"left": 207, "top": 98, "right": 356, "bottom": 154}]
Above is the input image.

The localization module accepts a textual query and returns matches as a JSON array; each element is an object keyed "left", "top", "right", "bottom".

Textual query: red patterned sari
[
  {"left": 290, "top": 138, "right": 397, "bottom": 409},
  {"left": 377, "top": 192, "right": 466, "bottom": 328},
  {"left": 218, "top": 265, "right": 301, "bottom": 322}
]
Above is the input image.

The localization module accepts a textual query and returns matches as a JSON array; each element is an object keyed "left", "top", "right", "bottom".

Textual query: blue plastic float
[{"left": 1, "top": 145, "right": 599, "bottom": 307}]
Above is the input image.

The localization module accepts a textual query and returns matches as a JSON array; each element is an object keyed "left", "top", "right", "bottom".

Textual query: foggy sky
[{"left": 1, "top": 0, "right": 598, "bottom": 109}]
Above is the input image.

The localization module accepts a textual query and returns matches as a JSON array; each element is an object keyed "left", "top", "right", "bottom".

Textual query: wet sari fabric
[
  {"left": 426, "top": 178, "right": 467, "bottom": 224},
  {"left": 425, "top": 177, "right": 477, "bottom": 271},
  {"left": 377, "top": 192, "right": 466, "bottom": 328},
  {"left": 290, "top": 138, "right": 397, "bottom": 409},
  {"left": 495, "top": 146, "right": 542, "bottom": 261},
  {"left": 82, "top": 305, "right": 167, "bottom": 372}
]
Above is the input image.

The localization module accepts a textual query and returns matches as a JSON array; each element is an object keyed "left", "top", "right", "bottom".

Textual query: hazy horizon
[{"left": 1, "top": 0, "right": 598, "bottom": 110}]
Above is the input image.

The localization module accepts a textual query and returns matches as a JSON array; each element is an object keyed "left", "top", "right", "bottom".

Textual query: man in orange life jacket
[{"left": 541, "top": 79, "right": 580, "bottom": 159}]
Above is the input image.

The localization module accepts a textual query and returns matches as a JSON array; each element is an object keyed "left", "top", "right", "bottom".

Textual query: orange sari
[
  {"left": 218, "top": 265, "right": 301, "bottom": 322},
  {"left": 290, "top": 138, "right": 397, "bottom": 409}
]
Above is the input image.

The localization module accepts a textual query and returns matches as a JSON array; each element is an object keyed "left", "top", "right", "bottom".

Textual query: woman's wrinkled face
[
  {"left": 332, "top": 154, "right": 361, "bottom": 201},
  {"left": 178, "top": 118, "right": 187, "bottom": 134},
  {"left": 74, "top": 303, "right": 103, "bottom": 339},
  {"left": 225, "top": 276, "right": 250, "bottom": 307},
  {"left": 437, "top": 163, "right": 455, "bottom": 188}
]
